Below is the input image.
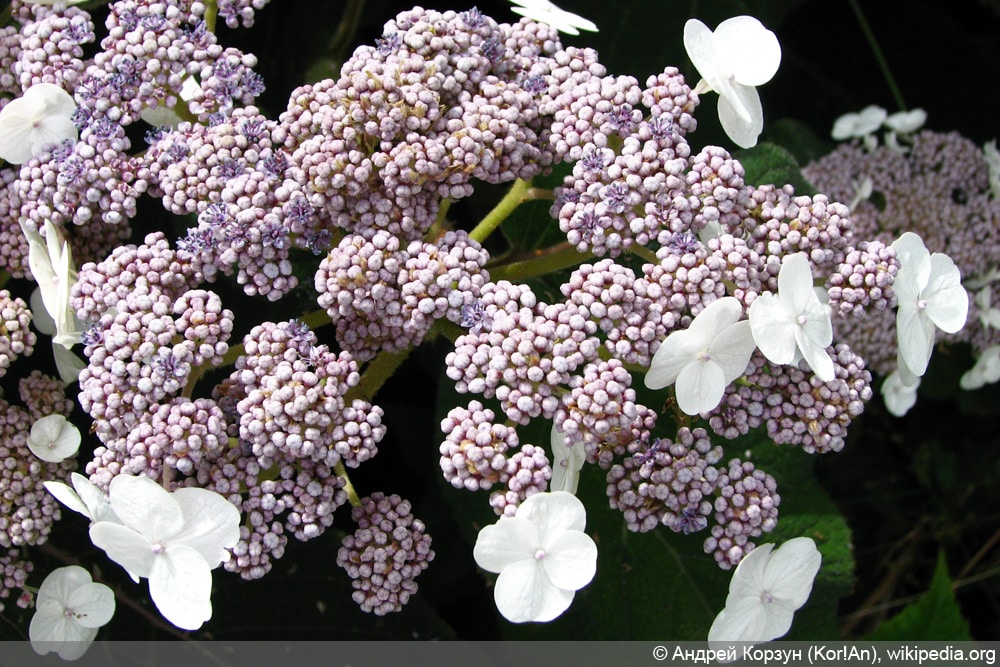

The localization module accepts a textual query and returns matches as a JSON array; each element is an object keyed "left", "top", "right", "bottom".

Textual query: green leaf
[
  {"left": 867, "top": 551, "right": 973, "bottom": 640},
  {"left": 735, "top": 142, "right": 817, "bottom": 195}
]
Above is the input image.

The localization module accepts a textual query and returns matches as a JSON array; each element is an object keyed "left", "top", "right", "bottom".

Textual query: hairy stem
[
  {"left": 468, "top": 178, "right": 533, "bottom": 244},
  {"left": 488, "top": 242, "right": 594, "bottom": 283}
]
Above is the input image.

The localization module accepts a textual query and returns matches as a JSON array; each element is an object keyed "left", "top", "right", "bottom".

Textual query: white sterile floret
[
  {"left": 44, "top": 472, "right": 118, "bottom": 525},
  {"left": 20, "top": 220, "right": 82, "bottom": 349},
  {"left": 683, "top": 15, "right": 781, "bottom": 149},
  {"left": 507, "top": 0, "right": 597, "bottom": 36},
  {"left": 26, "top": 414, "right": 81, "bottom": 463},
  {"left": 645, "top": 297, "right": 756, "bottom": 415},
  {"left": 891, "top": 232, "right": 968, "bottom": 382},
  {"left": 708, "top": 537, "right": 821, "bottom": 645},
  {"left": 881, "top": 369, "right": 921, "bottom": 416},
  {"left": 960, "top": 345, "right": 1000, "bottom": 391},
  {"left": 831, "top": 105, "right": 887, "bottom": 141},
  {"left": 29, "top": 566, "right": 115, "bottom": 661},
  {"left": 0, "top": 82, "right": 78, "bottom": 164},
  {"left": 473, "top": 491, "right": 597, "bottom": 623},
  {"left": 549, "top": 424, "right": 585, "bottom": 494},
  {"left": 89, "top": 475, "right": 241, "bottom": 630},
  {"left": 748, "top": 253, "right": 835, "bottom": 382},
  {"left": 884, "top": 108, "right": 927, "bottom": 134}
]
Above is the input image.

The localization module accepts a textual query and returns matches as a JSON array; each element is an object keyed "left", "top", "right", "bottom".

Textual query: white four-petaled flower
[
  {"left": 473, "top": 491, "right": 597, "bottom": 623},
  {"left": 891, "top": 232, "right": 968, "bottom": 383},
  {"left": 507, "top": 0, "right": 597, "bottom": 36},
  {"left": 88, "top": 474, "right": 241, "bottom": 630},
  {"left": 748, "top": 253, "right": 835, "bottom": 381},
  {"left": 683, "top": 16, "right": 781, "bottom": 149},
  {"left": 29, "top": 565, "right": 115, "bottom": 661},
  {"left": 0, "top": 82, "right": 78, "bottom": 164},
  {"left": 26, "top": 414, "right": 81, "bottom": 463},
  {"left": 708, "top": 537, "right": 821, "bottom": 645},
  {"left": 645, "top": 297, "right": 756, "bottom": 415},
  {"left": 831, "top": 105, "right": 887, "bottom": 141}
]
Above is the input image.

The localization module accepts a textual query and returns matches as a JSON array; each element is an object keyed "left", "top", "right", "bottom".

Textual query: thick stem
[
  {"left": 335, "top": 462, "right": 362, "bottom": 508},
  {"left": 468, "top": 178, "right": 532, "bottom": 244},
  {"left": 488, "top": 242, "right": 594, "bottom": 283}
]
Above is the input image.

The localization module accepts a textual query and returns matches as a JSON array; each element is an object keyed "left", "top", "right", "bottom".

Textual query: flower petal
[
  {"left": 645, "top": 327, "right": 699, "bottom": 390},
  {"left": 713, "top": 16, "right": 781, "bottom": 87},
  {"left": 149, "top": 544, "right": 213, "bottom": 630},
  {"left": 683, "top": 19, "right": 723, "bottom": 92},
  {"left": 716, "top": 83, "right": 763, "bottom": 149},
  {"left": 36, "top": 565, "right": 92, "bottom": 606},
  {"left": 675, "top": 358, "right": 726, "bottom": 415},
  {"left": 709, "top": 319, "right": 756, "bottom": 383},
  {"left": 516, "top": 490, "right": 587, "bottom": 534},
  {"left": 882, "top": 370, "right": 920, "bottom": 416},
  {"left": 777, "top": 253, "right": 814, "bottom": 314},
  {"left": 924, "top": 254, "right": 968, "bottom": 333},
  {"left": 749, "top": 293, "right": 796, "bottom": 364},
  {"left": 43, "top": 480, "right": 91, "bottom": 519},
  {"left": 892, "top": 232, "right": 931, "bottom": 289},
  {"left": 726, "top": 542, "right": 774, "bottom": 604},
  {"left": 540, "top": 529, "right": 597, "bottom": 591},
  {"left": 107, "top": 474, "right": 183, "bottom": 540},
  {"left": 89, "top": 521, "right": 154, "bottom": 579},
  {"left": 494, "top": 558, "right": 574, "bottom": 623},
  {"left": 67, "top": 582, "right": 116, "bottom": 629},
  {"left": 549, "top": 423, "right": 585, "bottom": 494},
  {"left": 764, "top": 537, "right": 822, "bottom": 609},
  {"left": 708, "top": 595, "right": 769, "bottom": 643},
  {"left": 474, "top": 517, "right": 538, "bottom": 573},
  {"left": 896, "top": 305, "right": 936, "bottom": 378},
  {"left": 171, "top": 487, "right": 241, "bottom": 568}
]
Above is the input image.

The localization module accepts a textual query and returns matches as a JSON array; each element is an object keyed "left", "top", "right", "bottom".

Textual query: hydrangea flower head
[
  {"left": 29, "top": 566, "right": 115, "bottom": 661},
  {"left": 748, "top": 253, "right": 835, "bottom": 381},
  {"left": 683, "top": 15, "right": 781, "bottom": 148},
  {"left": 473, "top": 491, "right": 597, "bottom": 623},
  {"left": 508, "top": 0, "right": 598, "bottom": 36},
  {"left": 0, "top": 82, "right": 78, "bottom": 164},
  {"left": 891, "top": 232, "right": 968, "bottom": 381},
  {"left": 89, "top": 475, "right": 241, "bottom": 630},
  {"left": 708, "top": 537, "right": 821, "bottom": 644},
  {"left": 645, "top": 297, "right": 756, "bottom": 415}
]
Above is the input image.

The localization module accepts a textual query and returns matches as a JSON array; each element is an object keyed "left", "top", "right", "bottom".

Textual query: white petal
[
  {"left": 549, "top": 424, "right": 585, "bottom": 494},
  {"left": 709, "top": 319, "right": 756, "bottom": 383},
  {"left": 540, "top": 529, "right": 597, "bottom": 591},
  {"left": 884, "top": 109, "right": 927, "bottom": 133},
  {"left": 516, "top": 490, "right": 587, "bottom": 534},
  {"left": 474, "top": 518, "right": 538, "bottom": 573},
  {"left": 689, "top": 296, "right": 743, "bottom": 339},
  {"left": 777, "top": 253, "right": 814, "bottom": 314},
  {"left": 29, "top": 287, "right": 56, "bottom": 335},
  {"left": 494, "top": 558, "right": 574, "bottom": 623},
  {"left": 713, "top": 16, "right": 781, "bottom": 87},
  {"left": 892, "top": 232, "right": 931, "bottom": 287},
  {"left": 683, "top": 19, "right": 724, "bottom": 92},
  {"left": 645, "top": 328, "right": 699, "bottom": 390},
  {"left": 749, "top": 293, "right": 797, "bottom": 364},
  {"left": 53, "top": 343, "right": 87, "bottom": 385},
  {"left": 171, "top": 487, "right": 241, "bottom": 567},
  {"left": 923, "top": 254, "right": 968, "bottom": 333},
  {"left": 149, "top": 545, "right": 213, "bottom": 630},
  {"left": 726, "top": 542, "right": 774, "bottom": 604},
  {"left": 896, "top": 306, "right": 935, "bottom": 378},
  {"left": 795, "top": 330, "right": 834, "bottom": 382},
  {"left": 30, "top": 609, "right": 96, "bottom": 660},
  {"left": 108, "top": 475, "right": 184, "bottom": 540},
  {"left": 762, "top": 537, "right": 822, "bottom": 608},
  {"left": 675, "top": 359, "right": 726, "bottom": 415},
  {"left": 67, "top": 582, "right": 116, "bottom": 628},
  {"left": 717, "top": 83, "right": 763, "bottom": 149},
  {"left": 708, "top": 595, "right": 768, "bottom": 643},
  {"left": 882, "top": 370, "right": 920, "bottom": 415},
  {"left": 89, "top": 522, "right": 155, "bottom": 579},
  {"left": 44, "top": 480, "right": 92, "bottom": 519},
  {"left": 37, "top": 565, "right": 92, "bottom": 607}
]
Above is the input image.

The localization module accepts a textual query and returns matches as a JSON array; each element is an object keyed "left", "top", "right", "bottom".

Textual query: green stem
[
  {"left": 335, "top": 462, "right": 362, "bottom": 507},
  {"left": 346, "top": 345, "right": 412, "bottom": 403},
  {"left": 204, "top": 0, "right": 218, "bottom": 33},
  {"left": 628, "top": 244, "right": 659, "bottom": 266},
  {"left": 468, "top": 178, "right": 533, "bottom": 244},
  {"left": 488, "top": 242, "right": 594, "bottom": 283},
  {"left": 848, "top": 0, "right": 907, "bottom": 111}
]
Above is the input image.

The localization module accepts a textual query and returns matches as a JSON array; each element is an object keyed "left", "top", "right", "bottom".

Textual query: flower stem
[
  {"left": 468, "top": 178, "right": 533, "bottom": 244},
  {"left": 847, "top": 0, "right": 907, "bottom": 111},
  {"left": 335, "top": 462, "right": 362, "bottom": 507},
  {"left": 204, "top": 0, "right": 218, "bottom": 34},
  {"left": 488, "top": 242, "right": 594, "bottom": 283}
]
